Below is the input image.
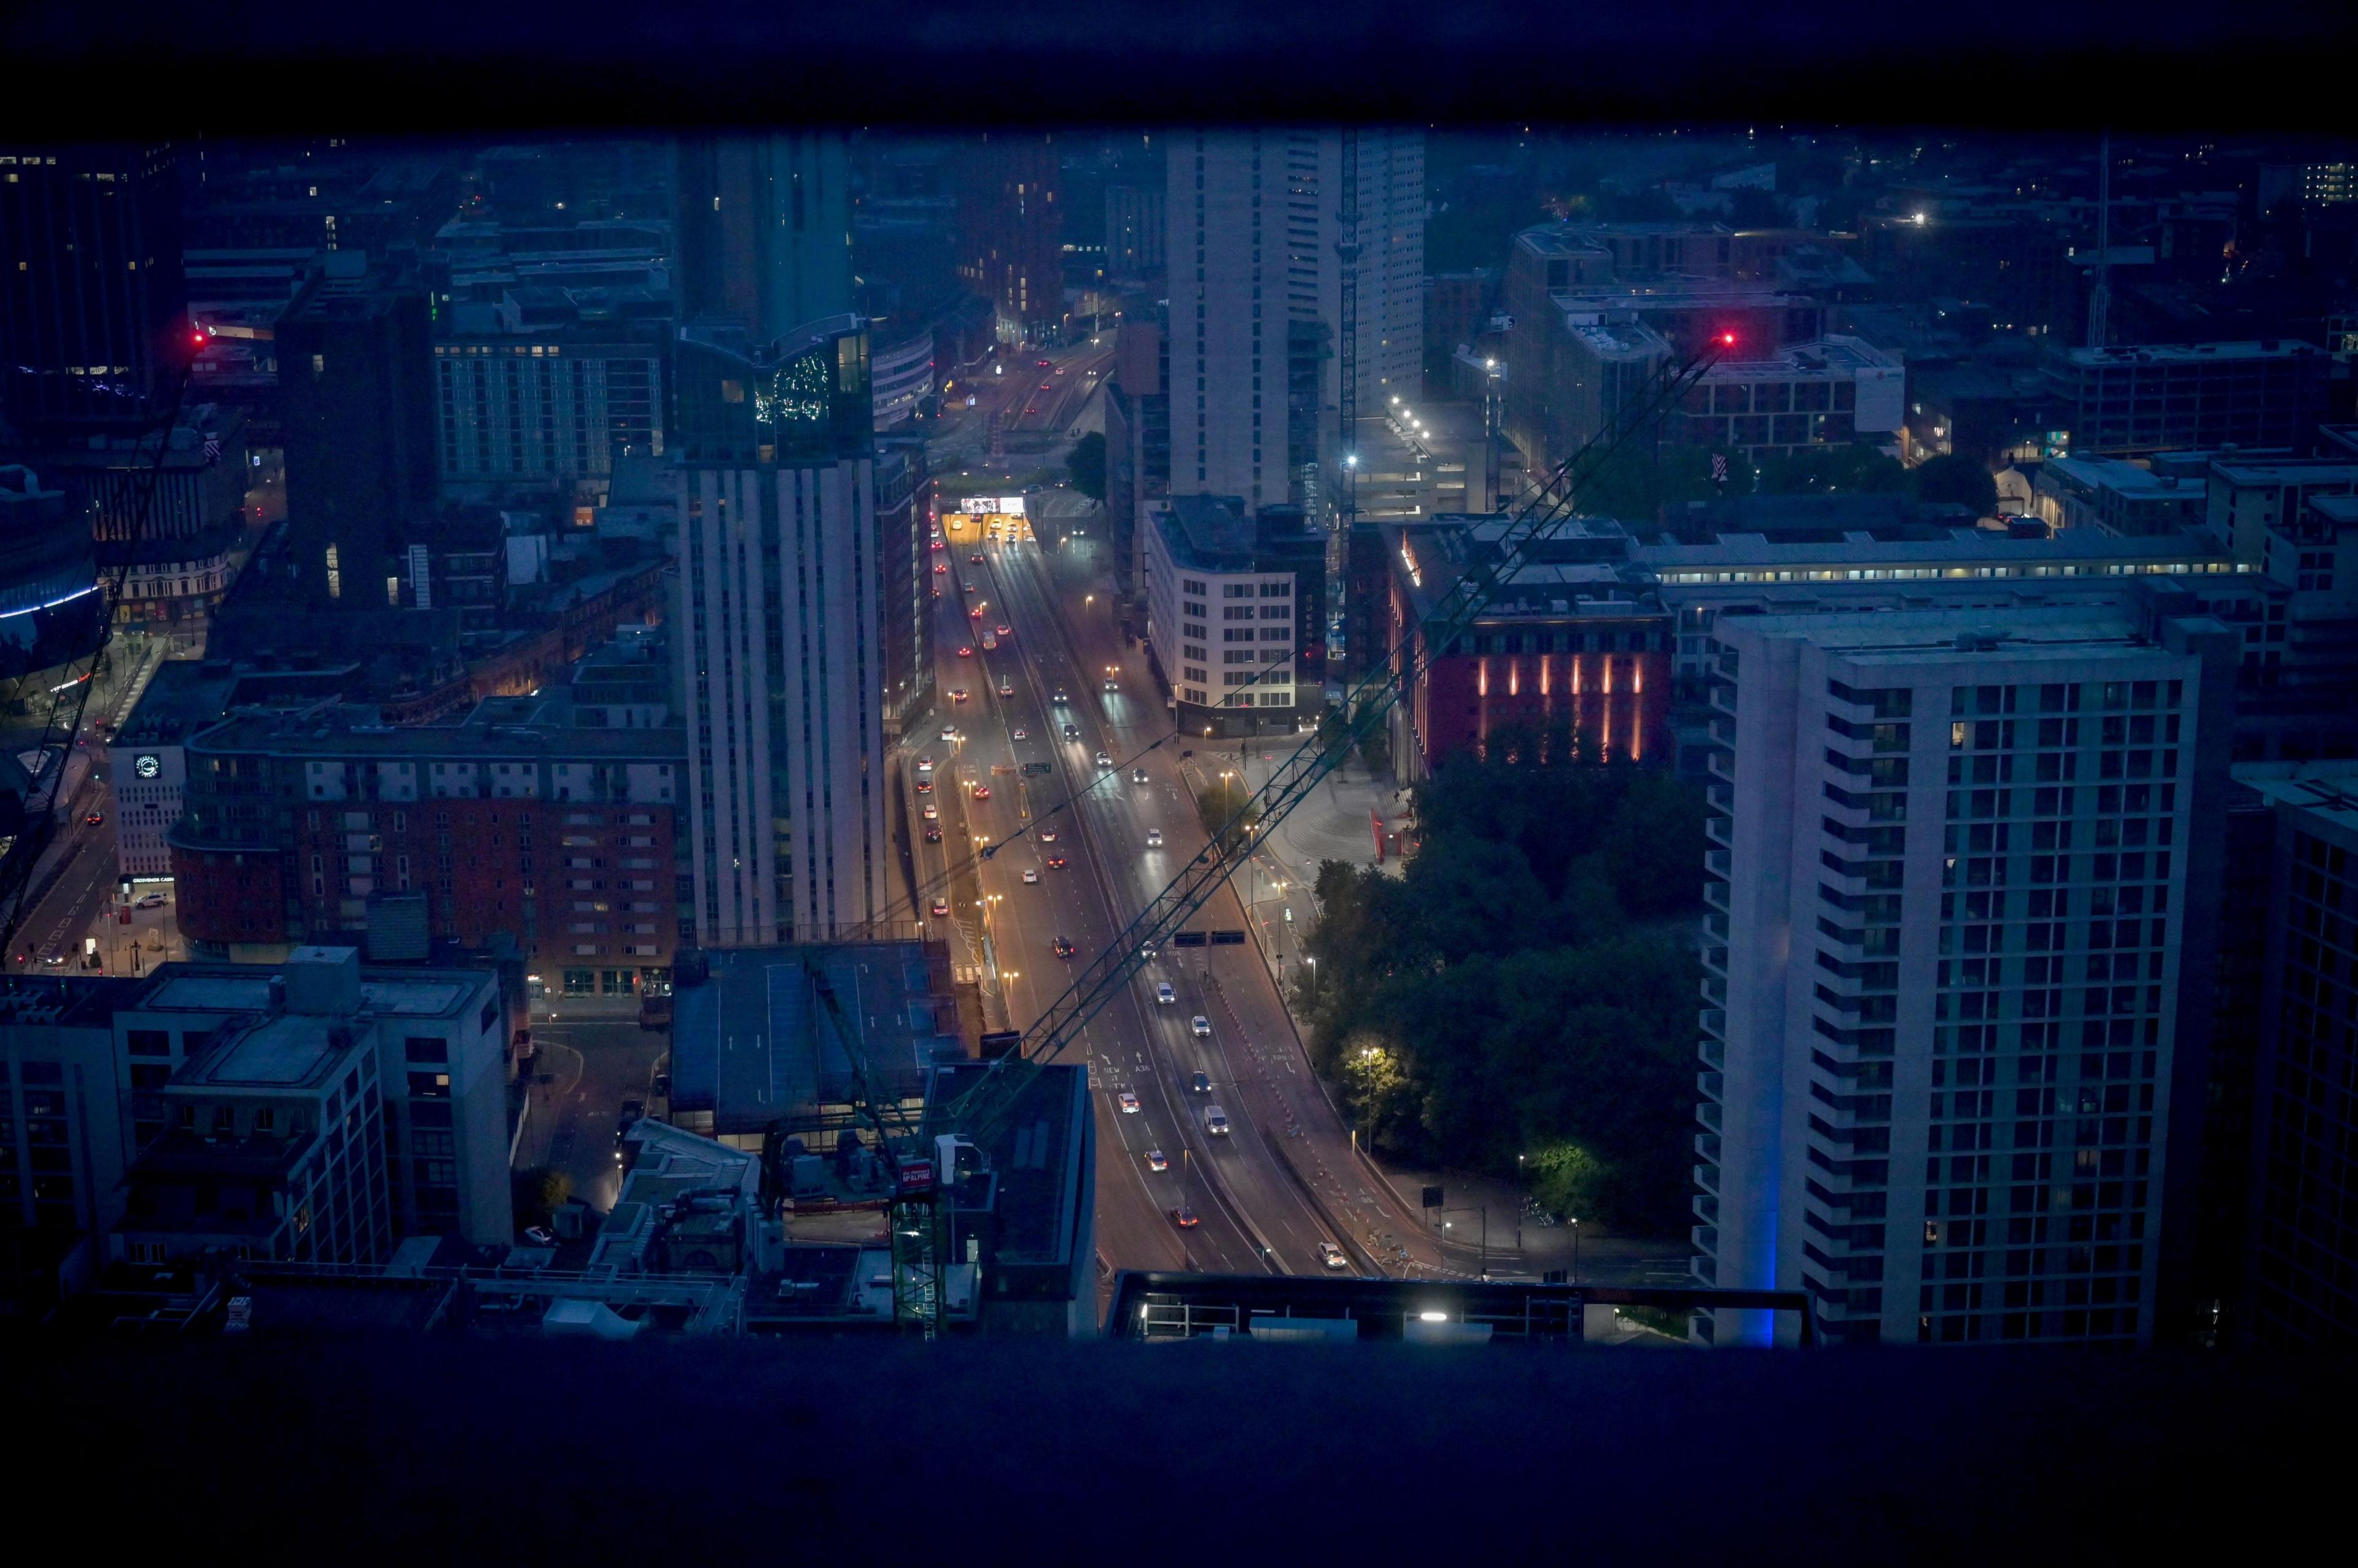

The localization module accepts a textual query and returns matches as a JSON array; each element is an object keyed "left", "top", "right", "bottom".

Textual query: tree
[
  {"left": 512, "top": 1165, "right": 572, "bottom": 1228},
  {"left": 1912, "top": 451, "right": 1999, "bottom": 518},
  {"left": 1064, "top": 430, "right": 1107, "bottom": 502},
  {"left": 1756, "top": 443, "right": 1908, "bottom": 496},
  {"left": 1194, "top": 774, "right": 1259, "bottom": 853}
]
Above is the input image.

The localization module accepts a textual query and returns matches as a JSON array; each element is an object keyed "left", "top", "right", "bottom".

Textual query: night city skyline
[{"left": 3, "top": 2, "right": 2357, "bottom": 1555}]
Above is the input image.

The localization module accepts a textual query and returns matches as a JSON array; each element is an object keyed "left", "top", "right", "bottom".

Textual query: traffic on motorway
[{"left": 905, "top": 497, "right": 1420, "bottom": 1281}]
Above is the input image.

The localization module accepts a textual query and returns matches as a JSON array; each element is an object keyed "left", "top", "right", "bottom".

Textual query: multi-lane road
[{"left": 904, "top": 492, "right": 1447, "bottom": 1284}]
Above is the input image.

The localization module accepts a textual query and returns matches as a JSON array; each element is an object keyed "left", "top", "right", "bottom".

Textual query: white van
[{"left": 1203, "top": 1104, "right": 1231, "bottom": 1136}]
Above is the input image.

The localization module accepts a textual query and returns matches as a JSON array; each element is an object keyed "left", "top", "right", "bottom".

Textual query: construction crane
[{"left": 797, "top": 338, "right": 1728, "bottom": 1332}]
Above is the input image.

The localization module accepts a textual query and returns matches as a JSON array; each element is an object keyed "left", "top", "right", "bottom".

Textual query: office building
[
  {"left": 870, "top": 326, "right": 934, "bottom": 430},
  {"left": 1670, "top": 336, "right": 1905, "bottom": 462},
  {"left": 0, "top": 143, "right": 187, "bottom": 435},
  {"left": 1142, "top": 494, "right": 1326, "bottom": 737},
  {"left": 1379, "top": 516, "right": 1672, "bottom": 780},
  {"left": 674, "top": 134, "right": 853, "bottom": 346},
  {"left": 432, "top": 325, "right": 664, "bottom": 497},
  {"left": 2235, "top": 763, "right": 2358, "bottom": 1348},
  {"left": 2044, "top": 343, "right": 2330, "bottom": 459},
  {"left": 672, "top": 317, "right": 886, "bottom": 945},
  {"left": 1501, "top": 223, "right": 1827, "bottom": 476},
  {"left": 2205, "top": 454, "right": 2358, "bottom": 566},
  {"left": 1695, "top": 586, "right": 2238, "bottom": 1347},
  {"left": 169, "top": 683, "right": 683, "bottom": 992},
  {"left": 114, "top": 947, "right": 509, "bottom": 1263},
  {"left": 1105, "top": 180, "right": 1166, "bottom": 280},
  {"left": 2033, "top": 456, "right": 2208, "bottom": 537},
  {"left": 1166, "top": 130, "right": 1423, "bottom": 511},
  {"left": 275, "top": 254, "right": 437, "bottom": 610}
]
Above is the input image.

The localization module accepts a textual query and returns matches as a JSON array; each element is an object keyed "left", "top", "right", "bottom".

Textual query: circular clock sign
[{"left": 133, "top": 754, "right": 161, "bottom": 780}]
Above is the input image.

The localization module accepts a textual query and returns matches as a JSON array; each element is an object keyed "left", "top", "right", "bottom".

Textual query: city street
[
  {"left": 901, "top": 494, "right": 1466, "bottom": 1282},
  {"left": 510, "top": 1013, "right": 669, "bottom": 1213}
]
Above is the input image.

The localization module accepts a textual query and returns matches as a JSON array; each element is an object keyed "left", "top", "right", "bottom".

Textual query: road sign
[{"left": 1209, "top": 930, "right": 1246, "bottom": 946}]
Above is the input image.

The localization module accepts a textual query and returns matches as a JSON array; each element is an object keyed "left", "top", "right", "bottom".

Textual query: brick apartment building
[{"left": 169, "top": 694, "right": 685, "bottom": 997}]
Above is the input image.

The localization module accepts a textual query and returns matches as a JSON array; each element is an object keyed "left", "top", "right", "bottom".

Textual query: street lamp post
[
  {"left": 1437, "top": 1205, "right": 1489, "bottom": 1281},
  {"left": 1569, "top": 1216, "right": 1581, "bottom": 1284}
]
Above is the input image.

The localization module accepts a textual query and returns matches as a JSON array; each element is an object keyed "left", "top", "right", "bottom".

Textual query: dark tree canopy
[
  {"left": 1912, "top": 451, "right": 2000, "bottom": 518},
  {"left": 1296, "top": 733, "right": 1707, "bottom": 1234},
  {"left": 1065, "top": 430, "right": 1108, "bottom": 502}
]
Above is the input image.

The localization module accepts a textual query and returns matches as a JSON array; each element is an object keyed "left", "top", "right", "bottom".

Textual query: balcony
[
  {"left": 1700, "top": 945, "right": 1729, "bottom": 976},
  {"left": 1698, "top": 1012, "right": 1725, "bottom": 1048},
  {"left": 1702, "top": 877, "right": 1729, "bottom": 914},
  {"left": 1694, "top": 1192, "right": 1719, "bottom": 1225},
  {"left": 1692, "top": 1252, "right": 1718, "bottom": 1284},
  {"left": 1701, "top": 974, "right": 1726, "bottom": 1006},
  {"left": 1704, "top": 813, "right": 1732, "bottom": 848},
  {"left": 1707, "top": 782, "right": 1732, "bottom": 812},
  {"left": 1692, "top": 1224, "right": 1719, "bottom": 1255},
  {"left": 1703, "top": 910, "right": 1728, "bottom": 941},
  {"left": 1697, "top": 1069, "right": 1724, "bottom": 1102},
  {"left": 1694, "top": 1131, "right": 1720, "bottom": 1163},
  {"left": 1706, "top": 748, "right": 1736, "bottom": 784},
  {"left": 1694, "top": 1160, "right": 1719, "bottom": 1195},
  {"left": 1708, "top": 683, "right": 1739, "bottom": 718},
  {"left": 1706, "top": 847, "right": 1730, "bottom": 877},
  {"left": 1698, "top": 1100, "right": 1722, "bottom": 1133}
]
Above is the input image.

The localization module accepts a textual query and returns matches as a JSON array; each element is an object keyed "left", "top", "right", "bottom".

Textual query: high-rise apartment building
[
  {"left": 432, "top": 332, "right": 663, "bottom": 494},
  {"left": 275, "top": 254, "right": 437, "bottom": 610},
  {"left": 954, "top": 134, "right": 1063, "bottom": 343},
  {"left": 672, "top": 317, "right": 885, "bottom": 945},
  {"left": 0, "top": 143, "right": 187, "bottom": 435},
  {"left": 1695, "top": 586, "right": 2237, "bottom": 1347},
  {"left": 2234, "top": 763, "right": 2358, "bottom": 1347},
  {"left": 1165, "top": 130, "right": 1423, "bottom": 513},
  {"left": 674, "top": 135, "right": 853, "bottom": 347}
]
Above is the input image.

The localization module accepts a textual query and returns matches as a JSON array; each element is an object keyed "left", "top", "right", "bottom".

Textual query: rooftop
[
  {"left": 670, "top": 942, "right": 962, "bottom": 1133},
  {"left": 2055, "top": 340, "right": 2325, "bottom": 367},
  {"left": 174, "top": 1011, "right": 370, "bottom": 1090},
  {"left": 1730, "top": 602, "right": 2203, "bottom": 667},
  {"left": 138, "top": 962, "right": 489, "bottom": 1021},
  {"left": 1154, "top": 495, "right": 1321, "bottom": 574},
  {"left": 1637, "top": 526, "right": 2235, "bottom": 576},
  {"left": 2234, "top": 760, "right": 2358, "bottom": 837}
]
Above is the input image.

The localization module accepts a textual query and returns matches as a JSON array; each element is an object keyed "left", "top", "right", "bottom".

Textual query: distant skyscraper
[
  {"left": 672, "top": 315, "right": 885, "bottom": 945},
  {"left": 274, "top": 253, "right": 437, "bottom": 610},
  {"left": 1165, "top": 130, "right": 1422, "bottom": 511},
  {"left": 1696, "top": 587, "right": 2236, "bottom": 1348},
  {"left": 0, "top": 142, "right": 187, "bottom": 435},
  {"left": 674, "top": 134, "right": 854, "bottom": 347},
  {"left": 954, "top": 133, "right": 1063, "bottom": 343}
]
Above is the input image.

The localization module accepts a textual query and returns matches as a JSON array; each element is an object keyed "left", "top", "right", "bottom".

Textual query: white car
[
  {"left": 1145, "top": 828, "right": 1163, "bottom": 848},
  {"left": 1155, "top": 982, "right": 1177, "bottom": 1005},
  {"left": 1022, "top": 869, "right": 1040, "bottom": 885},
  {"left": 940, "top": 724, "right": 958, "bottom": 740},
  {"left": 1118, "top": 1091, "right": 1141, "bottom": 1114},
  {"left": 1190, "top": 1015, "right": 1212, "bottom": 1038},
  {"left": 1318, "top": 1241, "right": 1349, "bottom": 1271},
  {"left": 1095, "top": 752, "right": 1113, "bottom": 769},
  {"left": 1013, "top": 728, "right": 1027, "bottom": 740}
]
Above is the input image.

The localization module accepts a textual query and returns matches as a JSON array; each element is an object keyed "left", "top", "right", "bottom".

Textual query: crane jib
[{"left": 929, "top": 344, "right": 1722, "bottom": 1151}]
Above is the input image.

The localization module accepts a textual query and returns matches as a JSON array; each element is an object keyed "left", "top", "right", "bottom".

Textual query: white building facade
[
  {"left": 676, "top": 457, "right": 886, "bottom": 945},
  {"left": 1165, "top": 130, "right": 1423, "bottom": 512},
  {"left": 1696, "top": 589, "right": 2236, "bottom": 1348}
]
